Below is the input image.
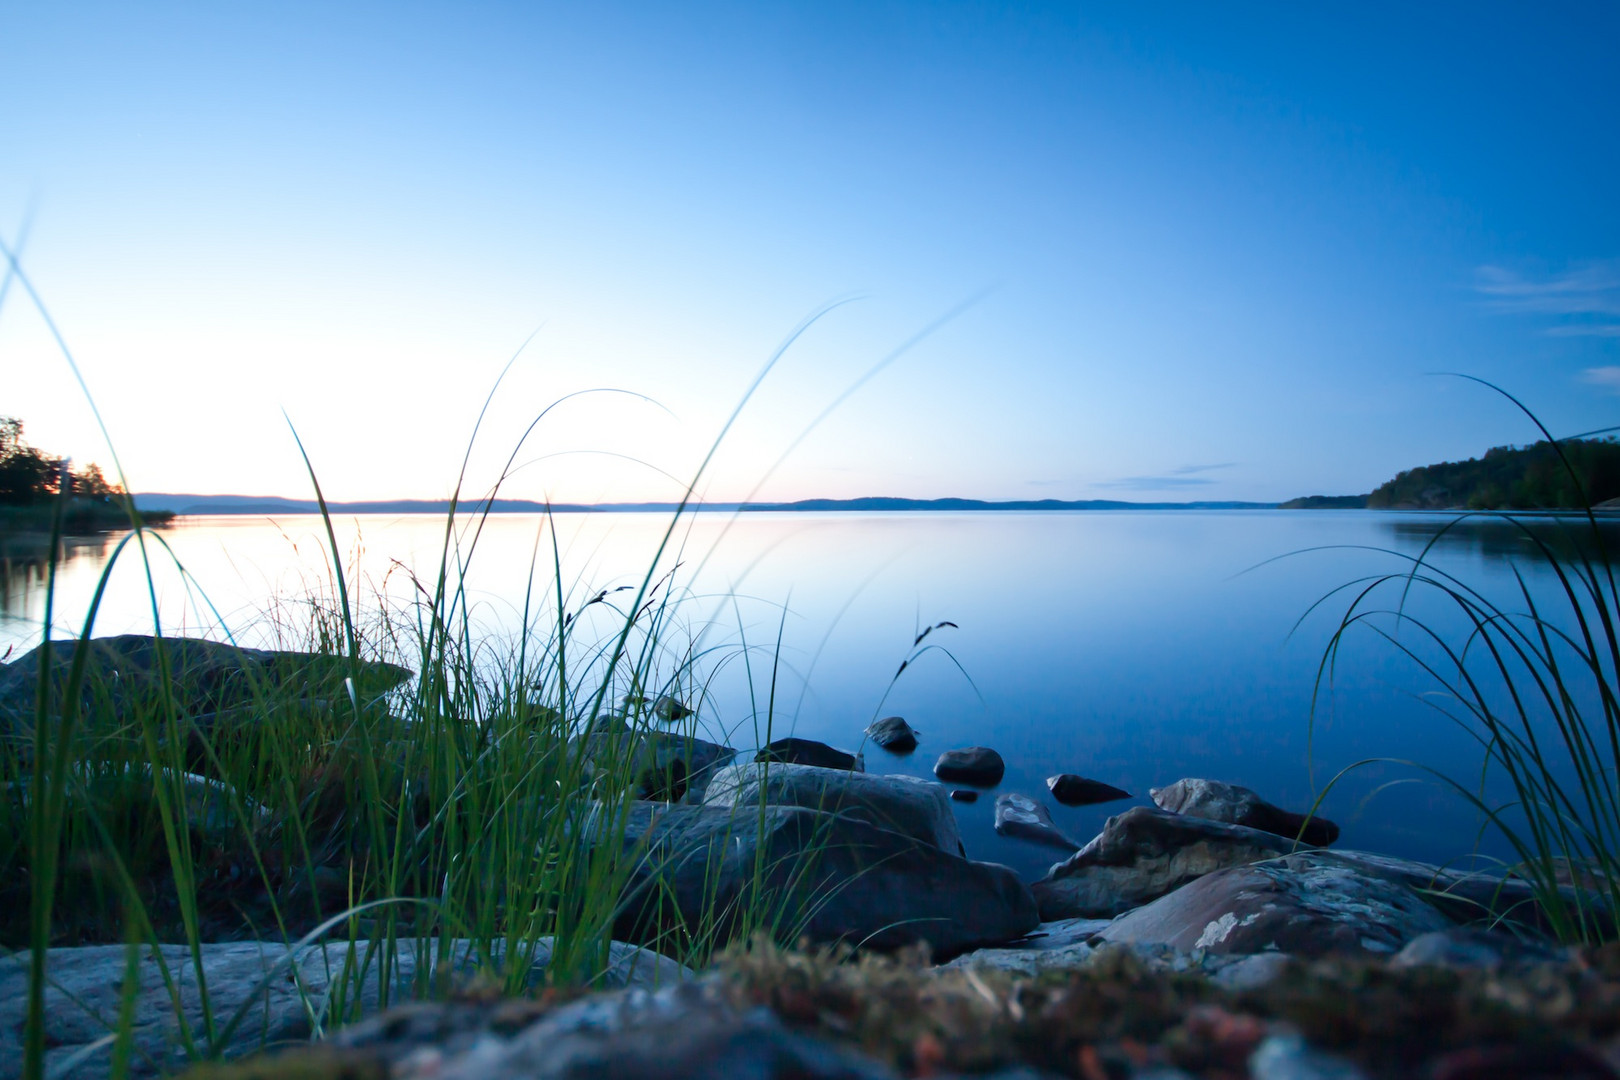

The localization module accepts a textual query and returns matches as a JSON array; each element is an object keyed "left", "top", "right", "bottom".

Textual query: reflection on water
[
  {"left": 1, "top": 532, "right": 114, "bottom": 628},
  {"left": 1381, "top": 513, "right": 1620, "bottom": 562}
]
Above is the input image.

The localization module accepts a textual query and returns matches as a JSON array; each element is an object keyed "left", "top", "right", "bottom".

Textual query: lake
[{"left": 1, "top": 509, "right": 1604, "bottom": 881}]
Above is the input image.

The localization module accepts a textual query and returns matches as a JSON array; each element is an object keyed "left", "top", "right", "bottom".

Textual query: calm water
[{"left": 1, "top": 510, "right": 1605, "bottom": 881}]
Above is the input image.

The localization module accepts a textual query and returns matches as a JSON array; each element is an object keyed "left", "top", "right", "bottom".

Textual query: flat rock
[
  {"left": 703, "top": 761, "right": 964, "bottom": 854},
  {"left": 1151, "top": 777, "right": 1339, "bottom": 847},
  {"left": 1389, "top": 926, "right": 1573, "bottom": 972},
  {"left": 939, "top": 917, "right": 1112, "bottom": 976},
  {"left": 333, "top": 980, "right": 901, "bottom": 1080},
  {"left": 0, "top": 937, "right": 689, "bottom": 1080},
  {"left": 1047, "top": 773, "right": 1132, "bottom": 806},
  {"left": 1094, "top": 852, "right": 1453, "bottom": 958},
  {"left": 1032, "top": 805, "right": 1311, "bottom": 919},
  {"left": 616, "top": 803, "right": 1038, "bottom": 957},
  {"left": 993, "top": 793, "right": 1081, "bottom": 851},
  {"left": 755, "top": 737, "right": 864, "bottom": 772},
  {"left": 0, "top": 634, "right": 411, "bottom": 762},
  {"left": 933, "top": 746, "right": 1005, "bottom": 787},
  {"left": 864, "top": 715, "right": 918, "bottom": 753}
]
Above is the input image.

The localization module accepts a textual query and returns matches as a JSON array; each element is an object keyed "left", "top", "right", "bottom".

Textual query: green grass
[{"left": 1309, "top": 383, "right": 1620, "bottom": 944}]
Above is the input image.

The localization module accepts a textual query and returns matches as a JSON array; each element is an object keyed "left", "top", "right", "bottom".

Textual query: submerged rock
[
  {"left": 1032, "top": 806, "right": 1310, "bottom": 920},
  {"left": 1150, "top": 777, "right": 1339, "bottom": 847},
  {"left": 756, "top": 737, "right": 864, "bottom": 772},
  {"left": 864, "top": 715, "right": 918, "bottom": 753},
  {"left": 615, "top": 803, "right": 1038, "bottom": 957},
  {"left": 933, "top": 745, "right": 1005, "bottom": 787},
  {"left": 993, "top": 793, "right": 1081, "bottom": 851},
  {"left": 1094, "top": 852, "right": 1453, "bottom": 957},
  {"left": 703, "top": 761, "right": 964, "bottom": 853},
  {"left": 1047, "top": 773, "right": 1132, "bottom": 806}
]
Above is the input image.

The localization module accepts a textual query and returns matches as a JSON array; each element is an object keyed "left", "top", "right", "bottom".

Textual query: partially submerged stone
[
  {"left": 703, "top": 761, "right": 964, "bottom": 854},
  {"left": 933, "top": 745, "right": 1005, "bottom": 787},
  {"left": 949, "top": 789, "right": 978, "bottom": 803},
  {"left": 1047, "top": 773, "right": 1132, "bottom": 807},
  {"left": 864, "top": 715, "right": 918, "bottom": 753},
  {"left": 993, "top": 793, "right": 1080, "bottom": 851},
  {"left": 615, "top": 803, "right": 1038, "bottom": 957},
  {"left": 1033, "top": 805, "right": 1310, "bottom": 920},
  {"left": 1150, "top": 777, "right": 1339, "bottom": 847},
  {"left": 1094, "top": 852, "right": 1453, "bottom": 958},
  {"left": 755, "top": 737, "right": 864, "bottom": 772}
]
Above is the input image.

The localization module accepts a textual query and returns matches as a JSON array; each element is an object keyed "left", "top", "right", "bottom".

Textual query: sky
[{"left": 3, "top": 1, "right": 1618, "bottom": 504}]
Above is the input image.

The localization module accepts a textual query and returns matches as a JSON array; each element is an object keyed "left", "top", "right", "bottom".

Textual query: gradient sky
[{"left": 3, "top": 2, "right": 1618, "bottom": 504}]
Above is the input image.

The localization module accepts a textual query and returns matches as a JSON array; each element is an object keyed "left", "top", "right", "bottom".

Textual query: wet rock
[
  {"left": 703, "top": 761, "right": 964, "bottom": 853},
  {"left": 1094, "top": 852, "right": 1453, "bottom": 958},
  {"left": 0, "top": 937, "right": 688, "bottom": 1080},
  {"left": 1046, "top": 773, "right": 1132, "bottom": 806},
  {"left": 616, "top": 803, "right": 1038, "bottom": 957},
  {"left": 1032, "top": 805, "right": 1310, "bottom": 919},
  {"left": 0, "top": 634, "right": 412, "bottom": 762},
  {"left": 1151, "top": 778, "right": 1339, "bottom": 847},
  {"left": 1249, "top": 1034, "right": 1371, "bottom": 1080},
  {"left": 864, "top": 715, "right": 918, "bottom": 753},
  {"left": 756, "top": 737, "right": 864, "bottom": 772},
  {"left": 1390, "top": 926, "right": 1572, "bottom": 972},
  {"left": 993, "top": 793, "right": 1081, "bottom": 851},
  {"left": 950, "top": 789, "right": 978, "bottom": 803},
  {"left": 933, "top": 746, "right": 1005, "bottom": 787},
  {"left": 335, "top": 980, "right": 901, "bottom": 1080}
]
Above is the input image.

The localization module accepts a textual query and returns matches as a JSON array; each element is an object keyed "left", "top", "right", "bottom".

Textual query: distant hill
[
  {"left": 135, "top": 493, "right": 1279, "bottom": 516},
  {"left": 1278, "top": 494, "right": 1370, "bottom": 510}
]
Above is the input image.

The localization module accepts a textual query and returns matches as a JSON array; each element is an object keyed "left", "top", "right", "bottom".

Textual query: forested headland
[
  {"left": 0, "top": 416, "right": 173, "bottom": 533},
  {"left": 1282, "top": 437, "right": 1620, "bottom": 511}
]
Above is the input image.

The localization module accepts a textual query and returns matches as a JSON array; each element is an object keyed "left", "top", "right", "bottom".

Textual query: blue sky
[{"left": 3, "top": 2, "right": 1617, "bottom": 503}]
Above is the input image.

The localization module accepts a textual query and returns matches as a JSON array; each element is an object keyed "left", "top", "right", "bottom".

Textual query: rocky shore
[{"left": 3, "top": 635, "right": 1617, "bottom": 1079}]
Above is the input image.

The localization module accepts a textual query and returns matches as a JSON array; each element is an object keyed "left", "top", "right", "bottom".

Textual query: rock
[
  {"left": 0, "top": 634, "right": 412, "bottom": 765},
  {"left": 1150, "top": 778, "right": 1339, "bottom": 847},
  {"left": 933, "top": 746, "right": 1004, "bottom": 787},
  {"left": 331, "top": 980, "right": 901, "bottom": 1080},
  {"left": 615, "top": 803, "right": 1038, "bottom": 957},
  {"left": 0, "top": 937, "right": 689, "bottom": 1080},
  {"left": 755, "top": 737, "right": 864, "bottom": 772},
  {"left": 1424, "top": 1043, "right": 1619, "bottom": 1080},
  {"left": 1249, "top": 1034, "right": 1371, "bottom": 1080},
  {"left": 3, "top": 764, "right": 269, "bottom": 838},
  {"left": 1209, "top": 951, "right": 1293, "bottom": 990},
  {"left": 939, "top": 916, "right": 1111, "bottom": 976},
  {"left": 993, "top": 793, "right": 1080, "bottom": 851},
  {"left": 1094, "top": 852, "right": 1453, "bottom": 958},
  {"left": 1046, "top": 773, "right": 1132, "bottom": 806},
  {"left": 949, "top": 789, "right": 977, "bottom": 803},
  {"left": 1032, "top": 806, "right": 1311, "bottom": 919},
  {"left": 703, "top": 762, "right": 963, "bottom": 853},
  {"left": 864, "top": 715, "right": 918, "bottom": 753},
  {"left": 654, "top": 695, "right": 695, "bottom": 721},
  {"left": 575, "top": 730, "right": 737, "bottom": 804},
  {"left": 1389, "top": 927, "right": 1572, "bottom": 972}
]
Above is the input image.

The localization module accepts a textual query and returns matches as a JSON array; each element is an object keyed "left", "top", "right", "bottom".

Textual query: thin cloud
[
  {"left": 1580, "top": 366, "right": 1620, "bottom": 394},
  {"left": 1169, "top": 462, "right": 1236, "bottom": 475},
  {"left": 1094, "top": 475, "right": 1219, "bottom": 491},
  {"left": 1475, "top": 261, "right": 1620, "bottom": 337}
]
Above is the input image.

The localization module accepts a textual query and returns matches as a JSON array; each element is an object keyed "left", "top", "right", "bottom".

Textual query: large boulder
[
  {"left": 615, "top": 804, "right": 1038, "bottom": 957},
  {"left": 1032, "top": 805, "right": 1311, "bottom": 920},
  {"left": 703, "top": 761, "right": 964, "bottom": 854},
  {"left": 1150, "top": 778, "right": 1339, "bottom": 847},
  {"left": 574, "top": 730, "right": 737, "bottom": 804},
  {"left": 0, "top": 634, "right": 411, "bottom": 760},
  {"left": 933, "top": 746, "right": 1004, "bottom": 787},
  {"left": 993, "top": 793, "right": 1080, "bottom": 851},
  {"left": 1094, "top": 852, "right": 1453, "bottom": 957},
  {"left": 755, "top": 737, "right": 864, "bottom": 772},
  {"left": 0, "top": 937, "right": 689, "bottom": 1080}
]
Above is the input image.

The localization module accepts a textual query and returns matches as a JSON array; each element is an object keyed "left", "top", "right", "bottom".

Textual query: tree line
[
  {"left": 0, "top": 415, "right": 121, "bottom": 506},
  {"left": 1365, "top": 437, "right": 1620, "bottom": 511}
]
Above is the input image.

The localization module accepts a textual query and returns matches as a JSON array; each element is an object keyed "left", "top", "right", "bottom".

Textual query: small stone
[
  {"left": 1249, "top": 1033, "right": 1370, "bottom": 1080},
  {"left": 1151, "top": 778, "right": 1339, "bottom": 847},
  {"left": 865, "top": 715, "right": 918, "bottom": 753},
  {"left": 1047, "top": 773, "right": 1131, "bottom": 806},
  {"left": 950, "top": 789, "right": 978, "bottom": 803},
  {"left": 654, "top": 695, "right": 694, "bottom": 721},
  {"left": 934, "top": 746, "right": 1005, "bottom": 786},
  {"left": 755, "top": 737, "right": 864, "bottom": 772},
  {"left": 993, "top": 793, "right": 1081, "bottom": 850}
]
